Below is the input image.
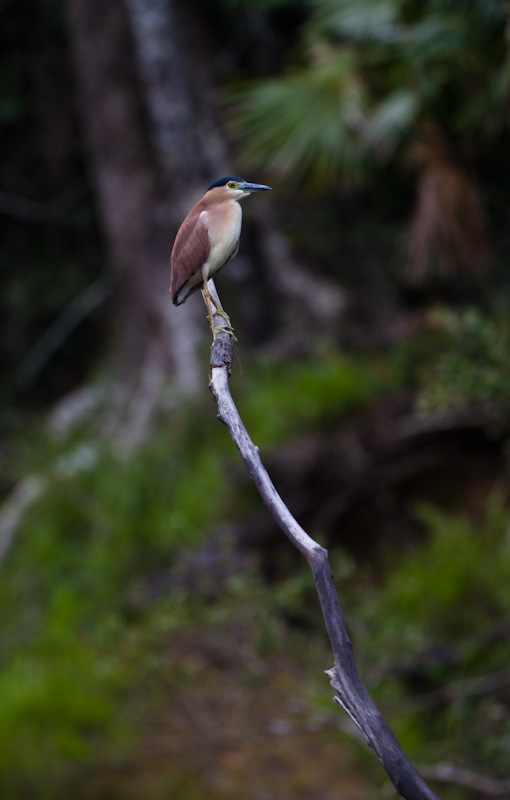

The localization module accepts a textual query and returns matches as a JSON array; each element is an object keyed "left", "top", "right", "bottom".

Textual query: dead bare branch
[{"left": 204, "top": 279, "right": 440, "bottom": 800}]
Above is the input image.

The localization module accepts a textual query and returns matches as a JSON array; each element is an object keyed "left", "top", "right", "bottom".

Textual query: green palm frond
[
  {"left": 311, "top": 0, "right": 401, "bottom": 44},
  {"left": 360, "top": 90, "right": 418, "bottom": 159},
  {"left": 230, "top": 0, "right": 509, "bottom": 211},
  {"left": 402, "top": 16, "right": 469, "bottom": 57},
  {"left": 231, "top": 50, "right": 370, "bottom": 189}
]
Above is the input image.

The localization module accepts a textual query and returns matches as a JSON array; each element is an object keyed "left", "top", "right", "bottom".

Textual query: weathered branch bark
[{"left": 205, "top": 279, "right": 440, "bottom": 800}]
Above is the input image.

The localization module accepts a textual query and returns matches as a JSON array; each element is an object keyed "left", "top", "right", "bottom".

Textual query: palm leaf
[
  {"left": 311, "top": 0, "right": 400, "bottom": 44},
  {"left": 360, "top": 90, "right": 418, "bottom": 160},
  {"left": 231, "top": 50, "right": 370, "bottom": 189}
]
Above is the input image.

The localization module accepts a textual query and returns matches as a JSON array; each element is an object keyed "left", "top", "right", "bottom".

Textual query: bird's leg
[
  {"left": 202, "top": 280, "right": 216, "bottom": 328},
  {"left": 203, "top": 279, "right": 237, "bottom": 342},
  {"left": 209, "top": 293, "right": 238, "bottom": 342}
]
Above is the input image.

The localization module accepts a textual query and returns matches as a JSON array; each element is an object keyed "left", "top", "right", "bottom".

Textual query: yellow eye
[{"left": 227, "top": 181, "right": 237, "bottom": 189}]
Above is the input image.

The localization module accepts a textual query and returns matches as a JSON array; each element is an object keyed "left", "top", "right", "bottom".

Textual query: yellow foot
[
  {"left": 206, "top": 313, "right": 238, "bottom": 342},
  {"left": 214, "top": 324, "right": 238, "bottom": 343},
  {"left": 206, "top": 304, "right": 238, "bottom": 342}
]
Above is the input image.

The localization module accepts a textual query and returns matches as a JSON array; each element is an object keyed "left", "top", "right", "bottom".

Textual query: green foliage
[
  {"left": 2, "top": 346, "right": 508, "bottom": 794},
  {"left": 231, "top": 0, "right": 510, "bottom": 187},
  {"left": 0, "top": 603, "right": 123, "bottom": 775},
  {"left": 0, "top": 353, "right": 387, "bottom": 792},
  {"left": 365, "top": 494, "right": 510, "bottom": 651},
  {"left": 234, "top": 351, "right": 387, "bottom": 448},
  {"left": 355, "top": 492, "right": 510, "bottom": 773},
  {"left": 232, "top": 50, "right": 369, "bottom": 188},
  {"left": 0, "top": 408, "right": 232, "bottom": 785},
  {"left": 418, "top": 308, "right": 510, "bottom": 417}
]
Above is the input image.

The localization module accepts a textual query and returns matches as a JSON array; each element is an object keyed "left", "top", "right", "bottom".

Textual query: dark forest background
[{"left": 1, "top": 1, "right": 510, "bottom": 798}]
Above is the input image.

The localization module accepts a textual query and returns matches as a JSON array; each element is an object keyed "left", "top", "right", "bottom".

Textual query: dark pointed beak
[{"left": 241, "top": 182, "right": 272, "bottom": 192}]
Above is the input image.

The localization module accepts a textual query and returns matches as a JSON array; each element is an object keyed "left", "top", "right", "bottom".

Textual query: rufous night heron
[{"left": 170, "top": 176, "right": 271, "bottom": 339}]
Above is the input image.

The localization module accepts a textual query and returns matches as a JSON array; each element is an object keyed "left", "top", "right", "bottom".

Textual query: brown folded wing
[{"left": 170, "top": 203, "right": 211, "bottom": 305}]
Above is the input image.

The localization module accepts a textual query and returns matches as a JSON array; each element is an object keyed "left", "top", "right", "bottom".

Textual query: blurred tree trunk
[
  {"left": 67, "top": 0, "right": 228, "bottom": 446},
  {"left": 125, "top": 0, "right": 227, "bottom": 193}
]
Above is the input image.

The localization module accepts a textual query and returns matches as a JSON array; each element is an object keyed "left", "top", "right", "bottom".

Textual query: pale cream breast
[{"left": 203, "top": 201, "right": 242, "bottom": 276}]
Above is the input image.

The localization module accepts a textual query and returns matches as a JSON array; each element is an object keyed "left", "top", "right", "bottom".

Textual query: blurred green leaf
[
  {"left": 232, "top": 0, "right": 510, "bottom": 191},
  {"left": 355, "top": 491, "right": 510, "bottom": 770},
  {"left": 360, "top": 90, "right": 418, "bottom": 159},
  {"left": 232, "top": 50, "right": 369, "bottom": 188},
  {"left": 418, "top": 308, "right": 510, "bottom": 417},
  {"left": 311, "top": 0, "right": 400, "bottom": 43}
]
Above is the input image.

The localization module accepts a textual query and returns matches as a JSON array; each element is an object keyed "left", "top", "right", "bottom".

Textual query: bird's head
[{"left": 206, "top": 176, "right": 271, "bottom": 202}]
